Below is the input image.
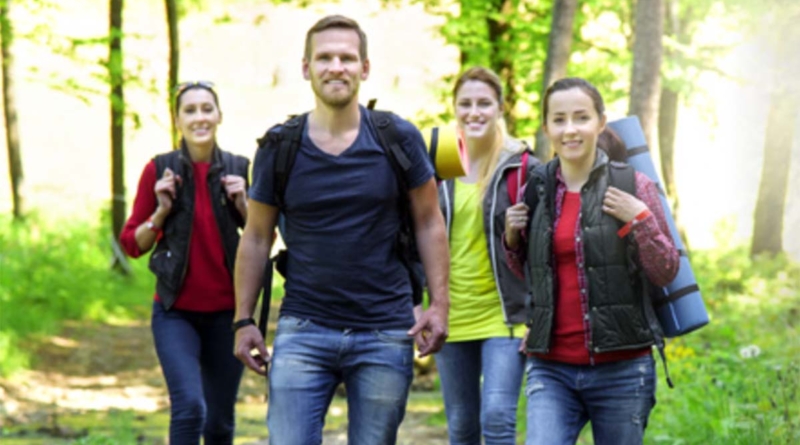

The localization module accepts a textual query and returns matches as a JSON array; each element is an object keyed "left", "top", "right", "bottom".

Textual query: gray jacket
[{"left": 437, "top": 138, "right": 540, "bottom": 329}]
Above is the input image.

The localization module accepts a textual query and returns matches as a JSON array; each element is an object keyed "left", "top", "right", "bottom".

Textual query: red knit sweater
[{"left": 120, "top": 160, "right": 235, "bottom": 312}]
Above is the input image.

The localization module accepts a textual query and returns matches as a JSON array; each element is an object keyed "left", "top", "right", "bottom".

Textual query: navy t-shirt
[{"left": 250, "top": 108, "right": 434, "bottom": 330}]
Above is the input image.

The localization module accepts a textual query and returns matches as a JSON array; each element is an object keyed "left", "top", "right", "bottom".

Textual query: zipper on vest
[{"left": 179, "top": 156, "right": 195, "bottom": 286}]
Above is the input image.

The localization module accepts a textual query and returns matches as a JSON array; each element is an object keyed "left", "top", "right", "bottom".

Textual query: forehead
[
  {"left": 456, "top": 80, "right": 498, "bottom": 101},
  {"left": 178, "top": 89, "right": 216, "bottom": 107},
  {"left": 548, "top": 88, "right": 596, "bottom": 114},
  {"left": 309, "top": 28, "right": 362, "bottom": 56}
]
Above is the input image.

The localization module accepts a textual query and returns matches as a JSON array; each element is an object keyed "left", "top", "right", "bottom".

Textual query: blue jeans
[
  {"left": 151, "top": 302, "right": 244, "bottom": 445},
  {"left": 267, "top": 315, "right": 414, "bottom": 445},
  {"left": 434, "top": 338, "right": 525, "bottom": 445},
  {"left": 524, "top": 355, "right": 656, "bottom": 445}
]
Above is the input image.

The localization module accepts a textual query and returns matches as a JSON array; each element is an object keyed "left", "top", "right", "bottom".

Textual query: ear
[
  {"left": 302, "top": 58, "right": 311, "bottom": 81},
  {"left": 361, "top": 58, "right": 370, "bottom": 80},
  {"left": 218, "top": 111, "right": 223, "bottom": 125},
  {"left": 598, "top": 113, "right": 607, "bottom": 133}
]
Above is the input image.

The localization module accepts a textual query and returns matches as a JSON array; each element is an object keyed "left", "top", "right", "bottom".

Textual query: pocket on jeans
[{"left": 374, "top": 329, "right": 414, "bottom": 346}]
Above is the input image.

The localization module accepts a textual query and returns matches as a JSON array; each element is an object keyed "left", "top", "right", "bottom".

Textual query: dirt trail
[{"left": 0, "top": 315, "right": 448, "bottom": 444}]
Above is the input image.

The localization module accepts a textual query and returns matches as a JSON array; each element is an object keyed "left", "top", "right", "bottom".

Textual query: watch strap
[{"left": 232, "top": 317, "right": 256, "bottom": 332}]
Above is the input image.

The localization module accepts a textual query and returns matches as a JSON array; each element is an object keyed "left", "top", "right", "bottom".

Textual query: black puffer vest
[
  {"left": 148, "top": 143, "right": 250, "bottom": 310},
  {"left": 524, "top": 152, "right": 662, "bottom": 354}
]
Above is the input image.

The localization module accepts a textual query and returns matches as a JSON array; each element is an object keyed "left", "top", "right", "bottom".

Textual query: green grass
[{"left": 0, "top": 213, "right": 155, "bottom": 376}]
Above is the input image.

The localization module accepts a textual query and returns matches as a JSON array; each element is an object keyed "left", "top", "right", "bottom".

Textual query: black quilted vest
[
  {"left": 148, "top": 143, "right": 249, "bottom": 310},
  {"left": 524, "top": 153, "right": 661, "bottom": 354}
]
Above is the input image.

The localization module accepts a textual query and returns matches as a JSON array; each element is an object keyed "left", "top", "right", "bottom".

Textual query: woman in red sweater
[
  {"left": 119, "top": 82, "right": 250, "bottom": 445},
  {"left": 504, "top": 77, "right": 679, "bottom": 445}
]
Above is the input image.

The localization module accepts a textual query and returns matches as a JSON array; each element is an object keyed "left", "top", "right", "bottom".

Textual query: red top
[{"left": 119, "top": 160, "right": 235, "bottom": 312}]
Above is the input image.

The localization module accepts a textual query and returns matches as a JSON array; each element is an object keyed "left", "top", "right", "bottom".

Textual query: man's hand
[
  {"left": 234, "top": 324, "right": 270, "bottom": 375},
  {"left": 407, "top": 304, "right": 448, "bottom": 357},
  {"left": 519, "top": 328, "right": 530, "bottom": 353}
]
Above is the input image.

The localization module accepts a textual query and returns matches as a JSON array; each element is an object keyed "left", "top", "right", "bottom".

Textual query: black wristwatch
[{"left": 231, "top": 317, "right": 256, "bottom": 332}]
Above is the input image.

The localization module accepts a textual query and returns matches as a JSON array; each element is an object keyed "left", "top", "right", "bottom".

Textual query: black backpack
[{"left": 255, "top": 106, "right": 425, "bottom": 329}]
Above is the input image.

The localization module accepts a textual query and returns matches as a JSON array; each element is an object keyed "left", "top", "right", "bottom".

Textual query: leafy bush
[
  {"left": 646, "top": 246, "right": 800, "bottom": 444},
  {"left": 0, "top": 214, "right": 154, "bottom": 376}
]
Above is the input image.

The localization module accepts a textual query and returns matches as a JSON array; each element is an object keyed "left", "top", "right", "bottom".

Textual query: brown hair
[
  {"left": 596, "top": 127, "right": 628, "bottom": 162},
  {"left": 304, "top": 15, "right": 368, "bottom": 61},
  {"left": 174, "top": 81, "right": 219, "bottom": 114},
  {"left": 542, "top": 77, "right": 605, "bottom": 124},
  {"left": 452, "top": 66, "right": 504, "bottom": 107}
]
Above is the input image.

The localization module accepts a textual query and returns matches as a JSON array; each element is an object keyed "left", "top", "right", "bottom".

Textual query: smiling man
[{"left": 232, "top": 15, "right": 450, "bottom": 445}]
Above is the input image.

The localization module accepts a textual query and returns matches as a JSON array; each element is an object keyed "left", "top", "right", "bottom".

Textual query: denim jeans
[
  {"left": 267, "top": 316, "right": 414, "bottom": 445},
  {"left": 151, "top": 302, "right": 244, "bottom": 445},
  {"left": 434, "top": 338, "right": 525, "bottom": 445},
  {"left": 524, "top": 354, "right": 656, "bottom": 445}
]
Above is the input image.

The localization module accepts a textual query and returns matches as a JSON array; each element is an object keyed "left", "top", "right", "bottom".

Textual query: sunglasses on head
[{"left": 174, "top": 80, "right": 215, "bottom": 96}]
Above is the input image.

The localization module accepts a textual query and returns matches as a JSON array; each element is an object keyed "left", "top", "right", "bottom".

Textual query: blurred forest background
[{"left": 0, "top": 0, "right": 798, "bottom": 444}]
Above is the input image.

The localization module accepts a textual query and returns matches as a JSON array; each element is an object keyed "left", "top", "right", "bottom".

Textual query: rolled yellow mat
[{"left": 422, "top": 126, "right": 470, "bottom": 180}]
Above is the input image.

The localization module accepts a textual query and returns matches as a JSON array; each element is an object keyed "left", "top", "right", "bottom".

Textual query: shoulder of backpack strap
[
  {"left": 271, "top": 113, "right": 308, "bottom": 209},
  {"left": 367, "top": 109, "right": 413, "bottom": 178},
  {"left": 607, "top": 161, "right": 636, "bottom": 196},
  {"left": 256, "top": 113, "right": 307, "bottom": 149},
  {"left": 153, "top": 151, "right": 178, "bottom": 178}
]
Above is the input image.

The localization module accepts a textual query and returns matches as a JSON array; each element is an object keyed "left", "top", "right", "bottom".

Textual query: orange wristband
[{"left": 617, "top": 209, "right": 652, "bottom": 238}]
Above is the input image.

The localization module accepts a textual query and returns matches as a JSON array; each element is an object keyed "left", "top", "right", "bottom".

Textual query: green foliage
[
  {"left": 0, "top": 214, "right": 154, "bottom": 376},
  {"left": 69, "top": 411, "right": 138, "bottom": 445},
  {"left": 644, "top": 245, "right": 800, "bottom": 444},
  {"left": 413, "top": 0, "right": 638, "bottom": 137}
]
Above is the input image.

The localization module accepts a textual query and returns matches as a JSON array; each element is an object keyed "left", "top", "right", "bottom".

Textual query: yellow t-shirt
[{"left": 447, "top": 180, "right": 526, "bottom": 342}]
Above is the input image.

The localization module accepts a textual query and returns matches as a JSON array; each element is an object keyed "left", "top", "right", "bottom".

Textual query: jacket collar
[{"left": 177, "top": 139, "right": 224, "bottom": 176}]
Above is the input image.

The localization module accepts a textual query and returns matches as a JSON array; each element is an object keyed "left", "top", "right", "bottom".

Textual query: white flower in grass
[{"left": 739, "top": 345, "right": 761, "bottom": 359}]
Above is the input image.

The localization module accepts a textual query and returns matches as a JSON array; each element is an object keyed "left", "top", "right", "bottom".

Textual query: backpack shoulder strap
[
  {"left": 272, "top": 113, "right": 307, "bottom": 209},
  {"left": 153, "top": 151, "right": 178, "bottom": 180},
  {"left": 506, "top": 150, "right": 530, "bottom": 205},
  {"left": 607, "top": 161, "right": 636, "bottom": 197},
  {"left": 368, "top": 109, "right": 412, "bottom": 190}
]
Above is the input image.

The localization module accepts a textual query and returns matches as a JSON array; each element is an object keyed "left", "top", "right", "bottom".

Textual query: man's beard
[{"left": 312, "top": 79, "right": 359, "bottom": 109}]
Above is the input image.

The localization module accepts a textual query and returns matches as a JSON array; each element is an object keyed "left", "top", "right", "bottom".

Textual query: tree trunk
[
  {"left": 534, "top": 0, "right": 579, "bottom": 162},
  {"left": 658, "top": 87, "right": 678, "bottom": 195},
  {"left": 165, "top": 0, "right": 179, "bottom": 149},
  {"left": 1, "top": 0, "right": 23, "bottom": 220},
  {"left": 628, "top": 0, "right": 664, "bottom": 151},
  {"left": 487, "top": 0, "right": 515, "bottom": 134},
  {"left": 109, "top": 0, "right": 125, "bottom": 240},
  {"left": 751, "top": 91, "right": 797, "bottom": 257}
]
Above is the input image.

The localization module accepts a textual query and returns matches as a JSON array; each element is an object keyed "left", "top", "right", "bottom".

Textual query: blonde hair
[{"left": 454, "top": 67, "right": 523, "bottom": 198}]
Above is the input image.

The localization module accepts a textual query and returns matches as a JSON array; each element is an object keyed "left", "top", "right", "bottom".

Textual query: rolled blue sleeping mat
[{"left": 607, "top": 116, "right": 709, "bottom": 337}]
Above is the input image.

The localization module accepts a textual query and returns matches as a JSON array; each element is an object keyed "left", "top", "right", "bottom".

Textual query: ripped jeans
[{"left": 524, "top": 355, "right": 656, "bottom": 445}]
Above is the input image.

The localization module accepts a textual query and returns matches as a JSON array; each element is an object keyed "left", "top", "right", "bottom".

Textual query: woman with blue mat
[{"left": 504, "top": 77, "right": 679, "bottom": 445}]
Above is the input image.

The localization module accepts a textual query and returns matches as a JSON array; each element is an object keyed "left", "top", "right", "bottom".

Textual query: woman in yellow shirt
[{"left": 434, "top": 66, "right": 539, "bottom": 444}]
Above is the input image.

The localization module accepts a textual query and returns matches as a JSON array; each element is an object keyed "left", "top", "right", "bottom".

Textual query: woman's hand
[
  {"left": 505, "top": 202, "right": 529, "bottom": 249},
  {"left": 602, "top": 186, "right": 648, "bottom": 223},
  {"left": 154, "top": 168, "right": 181, "bottom": 217},
  {"left": 222, "top": 175, "right": 248, "bottom": 217}
]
